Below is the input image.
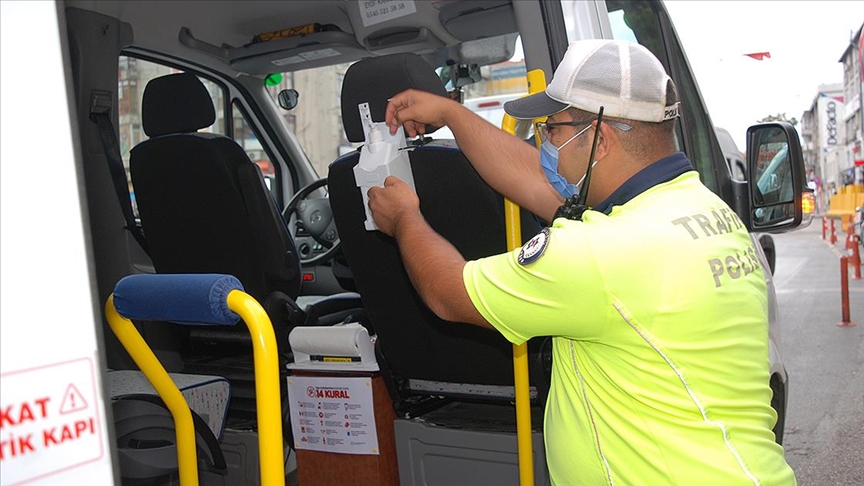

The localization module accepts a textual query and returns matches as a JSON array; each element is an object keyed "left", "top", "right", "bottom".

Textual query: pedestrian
[{"left": 368, "top": 39, "right": 795, "bottom": 485}]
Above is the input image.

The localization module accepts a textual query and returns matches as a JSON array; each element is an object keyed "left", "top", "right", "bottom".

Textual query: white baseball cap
[{"left": 504, "top": 39, "right": 680, "bottom": 123}]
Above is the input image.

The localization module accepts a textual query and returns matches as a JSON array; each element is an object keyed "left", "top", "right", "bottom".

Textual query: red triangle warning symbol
[{"left": 60, "top": 384, "right": 88, "bottom": 414}]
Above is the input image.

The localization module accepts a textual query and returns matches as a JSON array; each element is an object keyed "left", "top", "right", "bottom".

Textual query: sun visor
[
  {"left": 179, "top": 26, "right": 369, "bottom": 75},
  {"left": 439, "top": 0, "right": 516, "bottom": 41}
]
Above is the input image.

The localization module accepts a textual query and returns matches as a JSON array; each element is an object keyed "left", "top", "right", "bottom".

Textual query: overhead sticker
[
  {"left": 359, "top": 1, "right": 417, "bottom": 28},
  {"left": 518, "top": 227, "right": 550, "bottom": 265}
]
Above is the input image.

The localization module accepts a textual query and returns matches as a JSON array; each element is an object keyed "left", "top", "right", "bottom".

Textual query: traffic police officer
[{"left": 369, "top": 39, "right": 796, "bottom": 485}]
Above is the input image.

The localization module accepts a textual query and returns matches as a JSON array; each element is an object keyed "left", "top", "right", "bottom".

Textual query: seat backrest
[
  {"left": 129, "top": 73, "right": 304, "bottom": 419},
  {"left": 329, "top": 54, "right": 544, "bottom": 402},
  {"left": 130, "top": 73, "right": 301, "bottom": 304}
]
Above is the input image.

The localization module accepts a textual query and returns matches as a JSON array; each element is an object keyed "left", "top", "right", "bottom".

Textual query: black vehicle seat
[
  {"left": 127, "top": 72, "right": 364, "bottom": 421},
  {"left": 327, "top": 53, "right": 548, "bottom": 415}
]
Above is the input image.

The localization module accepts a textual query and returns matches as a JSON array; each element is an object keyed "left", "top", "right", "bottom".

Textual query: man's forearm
[
  {"left": 393, "top": 212, "right": 491, "bottom": 328},
  {"left": 443, "top": 106, "right": 562, "bottom": 220}
]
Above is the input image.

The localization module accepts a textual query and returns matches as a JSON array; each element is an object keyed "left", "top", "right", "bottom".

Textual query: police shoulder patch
[{"left": 518, "top": 227, "right": 551, "bottom": 265}]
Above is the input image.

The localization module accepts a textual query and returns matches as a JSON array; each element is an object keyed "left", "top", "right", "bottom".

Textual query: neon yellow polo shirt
[{"left": 463, "top": 171, "right": 795, "bottom": 485}]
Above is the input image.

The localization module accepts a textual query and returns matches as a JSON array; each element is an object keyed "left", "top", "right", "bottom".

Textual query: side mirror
[
  {"left": 277, "top": 89, "right": 300, "bottom": 110},
  {"left": 746, "top": 122, "right": 806, "bottom": 232}
]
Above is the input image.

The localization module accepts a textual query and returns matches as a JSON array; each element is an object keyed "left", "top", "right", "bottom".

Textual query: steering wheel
[{"left": 282, "top": 178, "right": 340, "bottom": 266}]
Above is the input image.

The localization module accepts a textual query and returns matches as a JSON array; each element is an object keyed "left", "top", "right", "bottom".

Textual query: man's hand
[
  {"left": 367, "top": 176, "right": 421, "bottom": 237},
  {"left": 385, "top": 89, "right": 457, "bottom": 137}
]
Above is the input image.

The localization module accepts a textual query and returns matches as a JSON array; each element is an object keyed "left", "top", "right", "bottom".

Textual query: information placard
[{"left": 287, "top": 376, "right": 380, "bottom": 455}]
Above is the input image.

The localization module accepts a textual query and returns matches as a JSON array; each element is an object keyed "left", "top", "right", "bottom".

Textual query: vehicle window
[
  {"left": 118, "top": 55, "right": 227, "bottom": 214},
  {"left": 232, "top": 101, "right": 276, "bottom": 190},
  {"left": 433, "top": 36, "right": 530, "bottom": 138},
  {"left": 603, "top": 1, "right": 725, "bottom": 196},
  {"left": 118, "top": 56, "right": 226, "bottom": 152},
  {"left": 263, "top": 63, "right": 354, "bottom": 178},
  {"left": 604, "top": 1, "right": 681, "bottom": 154},
  {"left": 430, "top": 97, "right": 531, "bottom": 141},
  {"left": 606, "top": 3, "right": 668, "bottom": 68},
  {"left": 440, "top": 52, "right": 529, "bottom": 135},
  {"left": 261, "top": 36, "right": 530, "bottom": 177}
]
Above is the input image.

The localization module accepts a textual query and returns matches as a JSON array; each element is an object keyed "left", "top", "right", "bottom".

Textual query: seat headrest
[
  {"left": 142, "top": 73, "right": 216, "bottom": 137},
  {"left": 341, "top": 53, "right": 448, "bottom": 143}
]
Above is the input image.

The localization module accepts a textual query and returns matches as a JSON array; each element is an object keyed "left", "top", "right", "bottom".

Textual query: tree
[{"left": 757, "top": 113, "right": 798, "bottom": 127}]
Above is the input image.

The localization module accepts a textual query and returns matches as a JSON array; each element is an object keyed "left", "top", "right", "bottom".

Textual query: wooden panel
[{"left": 293, "top": 372, "right": 399, "bottom": 486}]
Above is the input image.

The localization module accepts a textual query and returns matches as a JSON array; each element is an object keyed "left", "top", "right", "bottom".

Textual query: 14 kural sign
[{"left": 287, "top": 376, "right": 380, "bottom": 455}]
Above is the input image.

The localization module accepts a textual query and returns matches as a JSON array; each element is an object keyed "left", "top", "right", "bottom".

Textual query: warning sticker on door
[
  {"left": 0, "top": 357, "right": 104, "bottom": 484},
  {"left": 287, "top": 376, "right": 379, "bottom": 455}
]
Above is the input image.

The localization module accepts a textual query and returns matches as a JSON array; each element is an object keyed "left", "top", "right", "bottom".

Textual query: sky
[{"left": 663, "top": 0, "right": 863, "bottom": 151}]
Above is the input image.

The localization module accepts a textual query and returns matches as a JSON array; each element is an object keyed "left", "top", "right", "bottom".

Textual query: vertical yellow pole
[
  {"left": 502, "top": 68, "right": 547, "bottom": 486},
  {"left": 104, "top": 296, "right": 199, "bottom": 486},
  {"left": 227, "top": 290, "right": 286, "bottom": 486}
]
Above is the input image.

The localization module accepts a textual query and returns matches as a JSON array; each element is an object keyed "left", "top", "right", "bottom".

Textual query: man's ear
[{"left": 594, "top": 120, "right": 617, "bottom": 160}]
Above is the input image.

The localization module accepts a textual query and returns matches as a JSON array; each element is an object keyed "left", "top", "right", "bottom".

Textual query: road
[{"left": 771, "top": 218, "right": 863, "bottom": 485}]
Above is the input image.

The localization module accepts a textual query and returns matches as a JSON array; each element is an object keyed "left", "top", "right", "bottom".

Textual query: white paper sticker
[
  {"left": 0, "top": 358, "right": 105, "bottom": 484},
  {"left": 272, "top": 48, "right": 342, "bottom": 66},
  {"left": 272, "top": 55, "right": 305, "bottom": 66},
  {"left": 287, "top": 376, "right": 379, "bottom": 455},
  {"left": 300, "top": 48, "right": 341, "bottom": 61},
  {"left": 359, "top": 0, "right": 417, "bottom": 28}
]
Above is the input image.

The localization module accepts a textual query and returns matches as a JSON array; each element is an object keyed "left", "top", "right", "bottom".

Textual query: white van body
[
  {"left": 0, "top": 2, "right": 117, "bottom": 483},
  {"left": 717, "top": 126, "right": 747, "bottom": 181}
]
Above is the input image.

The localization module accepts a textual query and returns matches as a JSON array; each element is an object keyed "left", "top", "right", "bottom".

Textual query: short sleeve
[{"left": 462, "top": 221, "right": 610, "bottom": 344}]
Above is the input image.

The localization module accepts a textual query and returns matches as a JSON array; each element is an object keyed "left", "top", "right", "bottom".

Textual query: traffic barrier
[
  {"left": 839, "top": 218, "right": 862, "bottom": 280},
  {"left": 822, "top": 216, "right": 828, "bottom": 240},
  {"left": 837, "top": 256, "right": 856, "bottom": 327},
  {"left": 830, "top": 218, "right": 837, "bottom": 244},
  {"left": 849, "top": 234, "right": 862, "bottom": 280}
]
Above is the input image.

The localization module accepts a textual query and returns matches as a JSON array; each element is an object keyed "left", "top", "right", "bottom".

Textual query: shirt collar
[{"left": 592, "top": 152, "right": 694, "bottom": 214}]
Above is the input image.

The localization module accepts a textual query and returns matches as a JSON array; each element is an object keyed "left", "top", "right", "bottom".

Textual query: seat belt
[{"left": 89, "top": 90, "right": 149, "bottom": 254}]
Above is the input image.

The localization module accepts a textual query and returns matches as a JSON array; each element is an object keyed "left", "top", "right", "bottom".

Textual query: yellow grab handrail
[
  {"left": 226, "top": 290, "right": 285, "bottom": 486},
  {"left": 500, "top": 67, "right": 548, "bottom": 486},
  {"left": 105, "top": 296, "right": 200, "bottom": 486},
  {"left": 106, "top": 280, "right": 286, "bottom": 486}
]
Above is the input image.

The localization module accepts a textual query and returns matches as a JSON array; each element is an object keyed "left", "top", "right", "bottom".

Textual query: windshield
[{"left": 264, "top": 40, "right": 529, "bottom": 177}]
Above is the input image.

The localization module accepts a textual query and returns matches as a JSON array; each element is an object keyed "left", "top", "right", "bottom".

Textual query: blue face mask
[
  {"left": 539, "top": 122, "right": 590, "bottom": 198},
  {"left": 540, "top": 139, "right": 578, "bottom": 198}
]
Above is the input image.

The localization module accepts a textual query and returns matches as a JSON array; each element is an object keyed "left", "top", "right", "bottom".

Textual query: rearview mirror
[
  {"left": 746, "top": 122, "right": 805, "bottom": 232},
  {"left": 438, "top": 63, "right": 482, "bottom": 89},
  {"left": 278, "top": 89, "right": 299, "bottom": 110}
]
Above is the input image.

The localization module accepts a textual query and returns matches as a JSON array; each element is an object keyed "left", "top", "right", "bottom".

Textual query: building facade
[
  {"left": 800, "top": 23, "right": 864, "bottom": 212},
  {"left": 801, "top": 84, "right": 846, "bottom": 211},
  {"left": 839, "top": 23, "right": 864, "bottom": 189}
]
